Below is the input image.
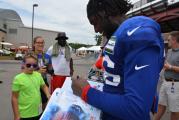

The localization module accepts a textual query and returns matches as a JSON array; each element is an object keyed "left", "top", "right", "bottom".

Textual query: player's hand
[{"left": 71, "top": 76, "right": 90, "bottom": 97}]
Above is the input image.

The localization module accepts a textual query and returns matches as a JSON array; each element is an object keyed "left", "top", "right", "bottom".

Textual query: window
[
  {"left": 9, "top": 29, "right": 17, "bottom": 34},
  {"left": 3, "top": 24, "right": 7, "bottom": 29},
  {"left": 147, "top": 0, "right": 155, "bottom": 3}
]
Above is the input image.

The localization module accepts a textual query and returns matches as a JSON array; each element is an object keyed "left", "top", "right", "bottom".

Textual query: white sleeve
[{"left": 46, "top": 46, "right": 53, "bottom": 56}]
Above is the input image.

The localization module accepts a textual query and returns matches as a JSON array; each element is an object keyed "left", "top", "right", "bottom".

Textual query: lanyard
[
  {"left": 33, "top": 52, "right": 46, "bottom": 65},
  {"left": 171, "top": 81, "right": 175, "bottom": 93}
]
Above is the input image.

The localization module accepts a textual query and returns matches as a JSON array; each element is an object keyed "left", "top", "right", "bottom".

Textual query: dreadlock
[{"left": 87, "top": 0, "right": 133, "bottom": 18}]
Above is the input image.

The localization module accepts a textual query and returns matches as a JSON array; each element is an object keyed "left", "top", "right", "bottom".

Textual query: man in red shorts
[{"left": 46, "top": 32, "right": 73, "bottom": 93}]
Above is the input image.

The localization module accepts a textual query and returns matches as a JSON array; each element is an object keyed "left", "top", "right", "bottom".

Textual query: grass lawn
[{"left": 0, "top": 56, "right": 15, "bottom": 60}]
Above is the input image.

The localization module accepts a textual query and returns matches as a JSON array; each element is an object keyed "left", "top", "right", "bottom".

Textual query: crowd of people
[{"left": 10, "top": 0, "right": 179, "bottom": 120}]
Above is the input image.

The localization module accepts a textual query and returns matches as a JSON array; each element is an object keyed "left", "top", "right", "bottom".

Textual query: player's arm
[
  {"left": 11, "top": 91, "right": 20, "bottom": 120},
  {"left": 83, "top": 47, "right": 161, "bottom": 119}
]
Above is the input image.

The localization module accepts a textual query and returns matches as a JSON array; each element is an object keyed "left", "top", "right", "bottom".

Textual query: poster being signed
[{"left": 40, "top": 77, "right": 103, "bottom": 120}]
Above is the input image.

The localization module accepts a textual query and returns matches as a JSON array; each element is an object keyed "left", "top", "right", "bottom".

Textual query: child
[{"left": 11, "top": 54, "right": 51, "bottom": 120}]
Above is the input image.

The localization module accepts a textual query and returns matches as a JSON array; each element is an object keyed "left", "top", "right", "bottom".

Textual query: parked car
[
  {"left": 0, "top": 49, "right": 3, "bottom": 56},
  {"left": 3, "top": 49, "right": 13, "bottom": 55},
  {"left": 0, "top": 49, "right": 3, "bottom": 53},
  {"left": 0, "top": 49, "right": 13, "bottom": 56},
  {"left": 15, "top": 52, "right": 24, "bottom": 60}
]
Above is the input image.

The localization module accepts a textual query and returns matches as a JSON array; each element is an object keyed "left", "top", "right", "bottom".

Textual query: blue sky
[{"left": 0, "top": 0, "right": 139, "bottom": 45}]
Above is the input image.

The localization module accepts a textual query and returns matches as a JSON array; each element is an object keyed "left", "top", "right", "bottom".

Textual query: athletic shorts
[
  {"left": 50, "top": 75, "right": 66, "bottom": 94},
  {"left": 159, "top": 80, "right": 179, "bottom": 112}
]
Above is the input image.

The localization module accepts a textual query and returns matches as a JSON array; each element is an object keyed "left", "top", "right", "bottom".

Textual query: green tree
[
  {"left": 69, "top": 43, "right": 92, "bottom": 50},
  {"left": 95, "top": 34, "right": 102, "bottom": 45}
]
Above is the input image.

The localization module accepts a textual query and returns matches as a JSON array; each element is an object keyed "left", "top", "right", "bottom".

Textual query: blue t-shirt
[
  {"left": 37, "top": 53, "right": 52, "bottom": 84},
  {"left": 87, "top": 16, "right": 164, "bottom": 120},
  {"left": 37, "top": 53, "right": 52, "bottom": 67}
]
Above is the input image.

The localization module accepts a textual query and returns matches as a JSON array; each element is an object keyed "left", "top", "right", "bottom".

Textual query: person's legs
[
  {"left": 171, "top": 112, "right": 179, "bottom": 120},
  {"left": 154, "top": 81, "right": 168, "bottom": 120},
  {"left": 154, "top": 104, "right": 166, "bottom": 120},
  {"left": 168, "top": 82, "right": 179, "bottom": 120}
]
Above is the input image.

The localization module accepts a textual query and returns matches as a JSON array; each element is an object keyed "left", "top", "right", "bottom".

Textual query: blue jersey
[
  {"left": 37, "top": 53, "right": 52, "bottom": 85},
  {"left": 37, "top": 53, "right": 52, "bottom": 67},
  {"left": 87, "top": 16, "right": 164, "bottom": 120}
]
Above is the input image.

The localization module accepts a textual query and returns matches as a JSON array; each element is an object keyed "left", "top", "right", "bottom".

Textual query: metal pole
[
  {"left": 32, "top": 4, "right": 38, "bottom": 51},
  {"left": 32, "top": 6, "right": 34, "bottom": 50}
]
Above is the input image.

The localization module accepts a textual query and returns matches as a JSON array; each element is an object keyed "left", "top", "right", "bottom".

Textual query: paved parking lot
[{"left": 0, "top": 60, "right": 170, "bottom": 120}]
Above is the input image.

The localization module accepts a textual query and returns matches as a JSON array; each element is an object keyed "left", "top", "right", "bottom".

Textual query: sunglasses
[
  {"left": 35, "top": 42, "right": 44, "bottom": 44},
  {"left": 25, "top": 63, "right": 38, "bottom": 68}
]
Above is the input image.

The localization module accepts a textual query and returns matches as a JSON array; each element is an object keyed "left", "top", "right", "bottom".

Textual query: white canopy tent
[
  {"left": 76, "top": 46, "right": 102, "bottom": 56},
  {"left": 0, "top": 42, "right": 13, "bottom": 46},
  {"left": 77, "top": 47, "right": 87, "bottom": 51},
  {"left": 87, "top": 46, "right": 101, "bottom": 52},
  {"left": 19, "top": 45, "right": 29, "bottom": 49},
  {"left": 76, "top": 47, "right": 87, "bottom": 56}
]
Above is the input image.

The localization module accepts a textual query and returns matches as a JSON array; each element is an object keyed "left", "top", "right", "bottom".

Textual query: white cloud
[
  {"left": 0, "top": 0, "right": 96, "bottom": 45},
  {"left": 0, "top": 0, "right": 139, "bottom": 45}
]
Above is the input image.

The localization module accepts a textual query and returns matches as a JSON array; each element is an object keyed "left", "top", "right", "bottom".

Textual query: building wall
[
  {"left": 0, "top": 19, "right": 6, "bottom": 32},
  {"left": 0, "top": 18, "right": 23, "bottom": 45},
  {"left": 0, "top": 20, "right": 61, "bottom": 50},
  {"left": 17, "top": 27, "right": 59, "bottom": 50},
  {"left": 0, "top": 31, "right": 6, "bottom": 42},
  {"left": 132, "top": 0, "right": 148, "bottom": 9},
  {"left": 0, "top": 8, "right": 62, "bottom": 51},
  {"left": 6, "top": 20, "right": 22, "bottom": 45},
  {"left": 0, "top": 19, "right": 7, "bottom": 42}
]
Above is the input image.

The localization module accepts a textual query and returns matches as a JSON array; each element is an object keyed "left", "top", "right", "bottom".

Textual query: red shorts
[{"left": 51, "top": 75, "right": 66, "bottom": 94}]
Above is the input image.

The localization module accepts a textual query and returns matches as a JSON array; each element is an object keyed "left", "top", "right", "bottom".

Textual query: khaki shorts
[{"left": 159, "top": 80, "right": 179, "bottom": 112}]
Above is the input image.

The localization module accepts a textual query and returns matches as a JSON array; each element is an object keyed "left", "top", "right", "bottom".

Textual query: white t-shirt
[{"left": 46, "top": 45, "right": 71, "bottom": 76}]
